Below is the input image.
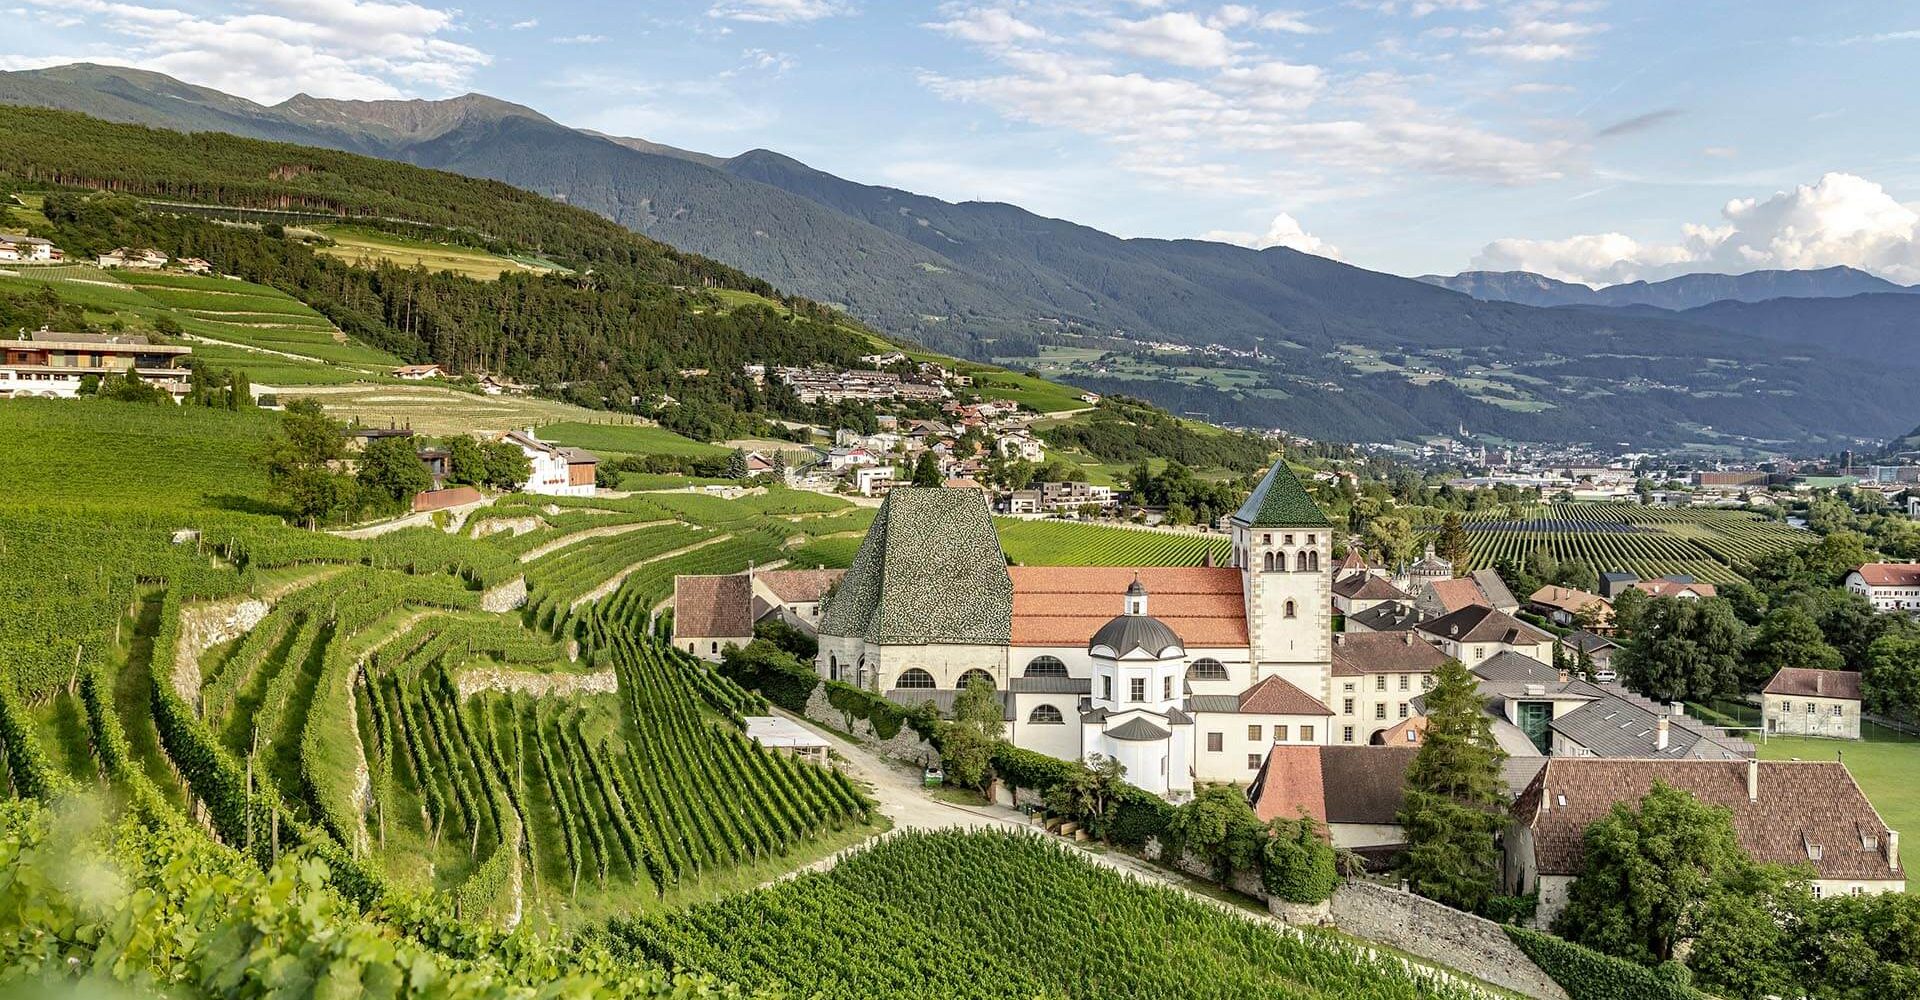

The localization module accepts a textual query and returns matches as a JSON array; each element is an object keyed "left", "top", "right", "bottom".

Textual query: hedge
[
  {"left": 1108, "top": 787, "right": 1174, "bottom": 848},
  {"left": 1505, "top": 927, "right": 1706, "bottom": 1000},
  {"left": 825, "top": 681, "right": 907, "bottom": 740}
]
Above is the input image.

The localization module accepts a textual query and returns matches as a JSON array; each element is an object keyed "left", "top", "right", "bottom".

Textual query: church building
[{"left": 814, "top": 458, "right": 1355, "bottom": 799}]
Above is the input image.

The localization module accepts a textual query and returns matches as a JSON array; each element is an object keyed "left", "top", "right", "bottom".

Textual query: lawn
[
  {"left": 1757, "top": 722, "right": 1919, "bottom": 880},
  {"left": 277, "top": 383, "right": 630, "bottom": 437},
  {"left": 312, "top": 225, "right": 562, "bottom": 281},
  {"left": 537, "top": 420, "right": 730, "bottom": 459}
]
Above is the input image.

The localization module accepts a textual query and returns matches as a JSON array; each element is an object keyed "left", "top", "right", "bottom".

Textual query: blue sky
[{"left": 10, "top": 0, "right": 1920, "bottom": 283}]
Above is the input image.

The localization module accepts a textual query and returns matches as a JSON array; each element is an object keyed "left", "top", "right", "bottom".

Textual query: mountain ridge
[{"left": 1418, "top": 265, "right": 1914, "bottom": 310}]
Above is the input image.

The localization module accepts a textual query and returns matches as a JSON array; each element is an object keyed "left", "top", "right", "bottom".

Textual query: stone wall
[
  {"left": 174, "top": 596, "right": 270, "bottom": 702},
  {"left": 482, "top": 575, "right": 528, "bottom": 612},
  {"left": 801, "top": 686, "right": 937, "bottom": 764},
  {"left": 1330, "top": 881, "right": 1569, "bottom": 1000},
  {"left": 1172, "top": 852, "right": 1269, "bottom": 901}
]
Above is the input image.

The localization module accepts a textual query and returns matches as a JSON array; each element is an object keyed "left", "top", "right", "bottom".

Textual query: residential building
[
  {"left": 1005, "top": 481, "right": 1116, "bottom": 514},
  {"left": 854, "top": 465, "right": 896, "bottom": 496},
  {"left": 0, "top": 234, "right": 59, "bottom": 262},
  {"left": 96, "top": 247, "right": 167, "bottom": 269},
  {"left": 997, "top": 432, "right": 1046, "bottom": 464},
  {"left": 393, "top": 364, "right": 444, "bottom": 380},
  {"left": 1632, "top": 577, "right": 1717, "bottom": 600},
  {"left": 1845, "top": 563, "right": 1920, "bottom": 612},
  {"left": 672, "top": 574, "right": 755, "bottom": 661},
  {"left": 1332, "top": 573, "right": 1412, "bottom": 616},
  {"left": 499, "top": 429, "right": 596, "bottom": 497},
  {"left": 827, "top": 447, "right": 878, "bottom": 471},
  {"left": 1343, "top": 601, "right": 1427, "bottom": 634},
  {"left": 1329, "top": 631, "right": 1445, "bottom": 745},
  {"left": 1761, "top": 668, "right": 1863, "bottom": 739},
  {"left": 0, "top": 332, "right": 191, "bottom": 400},
  {"left": 1508, "top": 758, "right": 1903, "bottom": 927},
  {"left": 176, "top": 257, "right": 212, "bottom": 275},
  {"left": 1417, "top": 605, "right": 1555, "bottom": 665},
  {"left": 1248, "top": 744, "right": 1419, "bottom": 853},
  {"left": 1527, "top": 585, "right": 1612, "bottom": 629},
  {"left": 815, "top": 460, "right": 1338, "bottom": 800},
  {"left": 1557, "top": 631, "right": 1619, "bottom": 680}
]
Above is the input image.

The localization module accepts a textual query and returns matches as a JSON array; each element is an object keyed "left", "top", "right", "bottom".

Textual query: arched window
[
  {"left": 1024, "top": 655, "right": 1068, "bottom": 677},
  {"left": 1028, "top": 704, "right": 1065, "bottom": 725},
  {"left": 1187, "top": 658, "right": 1229, "bottom": 681},
  {"left": 1284, "top": 600, "right": 1297, "bottom": 619},
  {"left": 1308, "top": 550, "right": 1320, "bottom": 572},
  {"left": 829, "top": 655, "right": 839, "bottom": 681},
  {"left": 955, "top": 668, "right": 996, "bottom": 690},
  {"left": 896, "top": 668, "right": 936, "bottom": 690},
  {"left": 1296, "top": 550, "right": 1311, "bottom": 572},
  {"left": 1263, "top": 551, "right": 1277, "bottom": 572}
]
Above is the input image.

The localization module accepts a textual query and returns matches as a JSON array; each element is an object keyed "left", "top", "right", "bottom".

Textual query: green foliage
[
  {"left": 1397, "top": 657, "right": 1506, "bottom": 912},
  {"left": 358, "top": 432, "right": 433, "bottom": 508},
  {"left": 1743, "top": 606, "right": 1844, "bottom": 688},
  {"left": 910, "top": 450, "right": 940, "bottom": 487},
  {"left": 610, "top": 828, "right": 1484, "bottom": 1000},
  {"left": 718, "top": 640, "right": 819, "bottom": 714},
  {"left": 1260, "top": 817, "right": 1339, "bottom": 903},
  {"left": 1506, "top": 927, "right": 1708, "bottom": 1000},
  {"left": 1166, "top": 783, "right": 1267, "bottom": 879},
  {"left": 1042, "top": 397, "right": 1272, "bottom": 472},
  {"left": 1617, "top": 597, "right": 1745, "bottom": 702}
]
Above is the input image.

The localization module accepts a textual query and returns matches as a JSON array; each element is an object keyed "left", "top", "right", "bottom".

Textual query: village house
[
  {"left": 0, "top": 234, "right": 60, "bottom": 262},
  {"left": 814, "top": 461, "right": 1338, "bottom": 799},
  {"left": 1412, "top": 568, "right": 1519, "bottom": 619},
  {"left": 996, "top": 431, "right": 1046, "bottom": 464},
  {"left": 1004, "top": 481, "right": 1116, "bottom": 514},
  {"left": 1761, "top": 667, "right": 1863, "bottom": 739},
  {"left": 175, "top": 257, "right": 212, "bottom": 275},
  {"left": 96, "top": 247, "right": 167, "bottom": 269},
  {"left": 1507, "top": 758, "right": 1903, "bottom": 926},
  {"left": 1845, "top": 563, "right": 1920, "bottom": 612},
  {"left": 1329, "top": 631, "right": 1445, "bottom": 745},
  {"left": 853, "top": 465, "right": 897, "bottom": 496},
  {"left": 671, "top": 568, "right": 845, "bottom": 660},
  {"left": 827, "top": 447, "right": 877, "bottom": 471},
  {"left": 500, "top": 429, "right": 596, "bottom": 497},
  {"left": 1416, "top": 605, "right": 1555, "bottom": 665},
  {"left": 1342, "top": 600, "right": 1429, "bottom": 634},
  {"left": 393, "top": 363, "right": 444, "bottom": 380},
  {"left": 1526, "top": 585, "right": 1612, "bottom": 629},
  {"left": 1557, "top": 631, "right": 1619, "bottom": 681},
  {"left": 1331, "top": 573, "right": 1412, "bottom": 616},
  {"left": 0, "top": 331, "right": 192, "bottom": 400},
  {"left": 1249, "top": 744, "right": 1419, "bottom": 857}
]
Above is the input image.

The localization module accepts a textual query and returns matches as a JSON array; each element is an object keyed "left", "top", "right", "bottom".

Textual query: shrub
[
  {"left": 1505, "top": 927, "right": 1707, "bottom": 1000},
  {"left": 1261, "top": 819, "right": 1338, "bottom": 904}
]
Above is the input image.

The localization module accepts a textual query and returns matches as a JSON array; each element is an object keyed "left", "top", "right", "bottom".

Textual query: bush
[
  {"left": 1261, "top": 819, "right": 1338, "bottom": 904},
  {"left": 1108, "top": 786, "right": 1174, "bottom": 849},
  {"left": 718, "top": 640, "right": 819, "bottom": 713},
  {"left": 824, "top": 681, "right": 907, "bottom": 740},
  {"left": 1505, "top": 927, "right": 1707, "bottom": 1000}
]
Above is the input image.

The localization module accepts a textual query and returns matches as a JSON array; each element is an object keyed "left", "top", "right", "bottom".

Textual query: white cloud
[
  {"left": 552, "top": 33, "right": 605, "bottom": 44},
  {"left": 707, "top": 0, "right": 849, "bottom": 23},
  {"left": 1430, "top": 11, "right": 1605, "bottom": 62},
  {"left": 510, "top": 17, "right": 537, "bottom": 29},
  {"left": 1088, "top": 11, "right": 1240, "bottom": 68},
  {"left": 926, "top": 6, "right": 1051, "bottom": 45},
  {"left": 16, "top": 0, "right": 489, "bottom": 100},
  {"left": 1472, "top": 172, "right": 1920, "bottom": 284},
  {"left": 1202, "top": 212, "right": 1340, "bottom": 257}
]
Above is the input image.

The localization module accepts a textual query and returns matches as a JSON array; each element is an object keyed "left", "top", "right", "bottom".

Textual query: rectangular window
[
  {"left": 1399, "top": 674, "right": 1410, "bottom": 691},
  {"left": 1301, "top": 725, "right": 1314, "bottom": 742},
  {"left": 1275, "top": 725, "right": 1289, "bottom": 742},
  {"left": 1398, "top": 702, "right": 1409, "bottom": 719},
  {"left": 1343, "top": 698, "right": 1354, "bottom": 714},
  {"left": 1475, "top": 646, "right": 1486, "bottom": 660},
  {"left": 1130, "top": 678, "right": 1146, "bottom": 702},
  {"left": 1163, "top": 676, "right": 1173, "bottom": 700},
  {"left": 1343, "top": 726, "right": 1354, "bottom": 743},
  {"left": 1375, "top": 704, "right": 1387, "bottom": 720},
  {"left": 1248, "top": 754, "right": 1262, "bottom": 771},
  {"left": 1207, "top": 732, "right": 1223, "bottom": 752},
  {"left": 1376, "top": 675, "right": 1387, "bottom": 691},
  {"left": 1343, "top": 682, "right": 1356, "bottom": 692},
  {"left": 1832, "top": 705, "right": 1844, "bottom": 717},
  {"left": 1103, "top": 676, "right": 1113, "bottom": 701},
  {"left": 1422, "top": 675, "right": 1433, "bottom": 690},
  {"left": 1247, "top": 724, "right": 1262, "bottom": 741},
  {"left": 1807, "top": 703, "right": 1816, "bottom": 716}
]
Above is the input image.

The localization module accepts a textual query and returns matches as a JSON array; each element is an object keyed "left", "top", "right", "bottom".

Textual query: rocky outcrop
[
  {"left": 174, "top": 596, "right": 269, "bottom": 702},
  {"left": 453, "top": 665, "right": 617, "bottom": 700}
]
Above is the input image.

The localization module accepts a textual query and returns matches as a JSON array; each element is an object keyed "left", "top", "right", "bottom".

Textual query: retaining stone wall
[
  {"left": 482, "top": 575, "right": 528, "bottom": 612},
  {"left": 801, "top": 686, "right": 937, "bottom": 764},
  {"left": 1330, "top": 881, "right": 1569, "bottom": 1000}
]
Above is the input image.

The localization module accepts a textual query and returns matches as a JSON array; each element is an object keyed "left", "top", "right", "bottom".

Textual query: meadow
[{"left": 311, "top": 224, "right": 566, "bottom": 280}]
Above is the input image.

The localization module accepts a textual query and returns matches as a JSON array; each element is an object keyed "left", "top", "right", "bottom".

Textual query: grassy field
[
  {"left": 311, "top": 225, "right": 564, "bottom": 280},
  {"left": 536, "top": 420, "right": 731, "bottom": 460},
  {"left": 277, "top": 383, "right": 636, "bottom": 437},
  {"left": 0, "top": 397, "right": 277, "bottom": 508},
  {"left": 1757, "top": 722, "right": 1919, "bottom": 880},
  {"left": 998, "top": 519, "right": 1232, "bottom": 566}
]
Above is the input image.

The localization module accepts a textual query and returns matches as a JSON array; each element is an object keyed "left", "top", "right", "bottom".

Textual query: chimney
[
  {"left": 1747, "top": 757, "right": 1760, "bottom": 803},
  {"left": 1655, "top": 715, "right": 1670, "bottom": 751},
  {"left": 1558, "top": 668, "right": 1569, "bottom": 684},
  {"left": 1671, "top": 701, "right": 1685, "bottom": 718},
  {"left": 1403, "top": 632, "right": 1414, "bottom": 646},
  {"left": 1816, "top": 672, "right": 1825, "bottom": 696},
  {"left": 1890, "top": 830, "right": 1902, "bottom": 873},
  {"left": 1334, "top": 633, "right": 1344, "bottom": 647}
]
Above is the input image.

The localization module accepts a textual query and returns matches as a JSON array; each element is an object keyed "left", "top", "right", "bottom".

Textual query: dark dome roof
[
  {"left": 1126, "top": 577, "right": 1147, "bottom": 597},
  {"left": 1090, "top": 613, "right": 1184, "bottom": 657}
]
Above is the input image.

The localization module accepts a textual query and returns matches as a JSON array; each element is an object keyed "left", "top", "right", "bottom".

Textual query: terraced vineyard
[
  {"left": 997, "top": 519, "right": 1233, "bottom": 567},
  {"left": 1458, "top": 501, "right": 1811, "bottom": 582}
]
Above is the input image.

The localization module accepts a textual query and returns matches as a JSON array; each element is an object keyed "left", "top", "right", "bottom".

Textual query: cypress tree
[{"left": 1396, "top": 657, "right": 1507, "bottom": 912}]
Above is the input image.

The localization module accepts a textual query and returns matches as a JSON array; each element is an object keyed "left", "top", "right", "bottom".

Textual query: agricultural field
[
  {"left": 310, "top": 224, "right": 566, "bottom": 280},
  {"left": 0, "top": 397, "right": 277, "bottom": 509},
  {"left": 1457, "top": 501, "right": 1811, "bottom": 583},
  {"left": 610, "top": 828, "right": 1479, "bottom": 1000},
  {"left": 538, "top": 420, "right": 730, "bottom": 460},
  {"left": 277, "top": 382, "right": 632, "bottom": 436},
  {"left": 998, "top": 519, "right": 1233, "bottom": 567}
]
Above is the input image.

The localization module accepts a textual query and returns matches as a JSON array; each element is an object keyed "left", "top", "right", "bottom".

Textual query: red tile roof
[
  {"left": 1528, "top": 585, "right": 1609, "bottom": 616},
  {"left": 1852, "top": 563, "right": 1920, "bottom": 588},
  {"left": 1237, "top": 675, "right": 1333, "bottom": 716},
  {"left": 1514, "top": 758, "right": 1901, "bottom": 881},
  {"left": 1250, "top": 746, "right": 1327, "bottom": 823},
  {"left": 1330, "top": 631, "right": 1448, "bottom": 676},
  {"left": 410, "top": 485, "right": 482, "bottom": 512},
  {"left": 1334, "top": 574, "right": 1412, "bottom": 602},
  {"left": 1427, "top": 577, "right": 1489, "bottom": 613},
  {"left": 1633, "top": 579, "right": 1718, "bottom": 598},
  {"left": 673, "top": 574, "right": 754, "bottom": 638},
  {"left": 756, "top": 569, "right": 843, "bottom": 604},
  {"left": 1009, "top": 566, "right": 1246, "bottom": 647},
  {"left": 1763, "top": 667, "right": 1862, "bottom": 701}
]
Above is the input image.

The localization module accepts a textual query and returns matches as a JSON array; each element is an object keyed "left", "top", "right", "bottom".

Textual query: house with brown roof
[
  {"left": 1332, "top": 573, "right": 1412, "bottom": 615},
  {"left": 816, "top": 459, "right": 1343, "bottom": 800},
  {"left": 1526, "top": 585, "right": 1612, "bottom": 629},
  {"left": 1632, "top": 577, "right": 1717, "bottom": 600},
  {"left": 1330, "top": 632, "right": 1446, "bottom": 746},
  {"left": 1761, "top": 668, "right": 1862, "bottom": 739},
  {"left": 672, "top": 574, "right": 756, "bottom": 660},
  {"left": 1343, "top": 600, "right": 1428, "bottom": 634},
  {"left": 1845, "top": 563, "right": 1920, "bottom": 612},
  {"left": 1508, "top": 758, "right": 1903, "bottom": 927},
  {"left": 1249, "top": 744, "right": 1419, "bottom": 853},
  {"left": 1417, "top": 605, "right": 1555, "bottom": 666}
]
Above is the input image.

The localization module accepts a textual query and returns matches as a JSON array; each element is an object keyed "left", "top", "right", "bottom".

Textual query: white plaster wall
[
  {"left": 1192, "top": 711, "right": 1329, "bottom": 784},
  {"left": 1330, "top": 822, "right": 1405, "bottom": 850},
  {"left": 1010, "top": 691, "right": 1082, "bottom": 760}
]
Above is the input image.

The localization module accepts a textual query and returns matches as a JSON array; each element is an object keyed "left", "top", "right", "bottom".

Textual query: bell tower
[{"left": 1230, "top": 460, "right": 1334, "bottom": 701}]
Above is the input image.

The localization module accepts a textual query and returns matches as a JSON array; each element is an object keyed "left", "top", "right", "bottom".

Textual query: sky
[{"left": 9, "top": 0, "right": 1920, "bottom": 285}]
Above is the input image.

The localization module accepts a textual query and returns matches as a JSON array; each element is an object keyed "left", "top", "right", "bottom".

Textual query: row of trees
[{"left": 261, "top": 400, "right": 531, "bottom": 525}]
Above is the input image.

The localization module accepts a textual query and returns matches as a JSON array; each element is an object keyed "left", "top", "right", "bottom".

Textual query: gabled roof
[
  {"left": 1763, "top": 667, "right": 1862, "bottom": 701},
  {"left": 1472, "top": 650, "right": 1566, "bottom": 683},
  {"left": 1346, "top": 601, "right": 1427, "bottom": 632},
  {"left": 1470, "top": 568, "right": 1519, "bottom": 610},
  {"left": 1560, "top": 630, "right": 1618, "bottom": 654},
  {"left": 1634, "top": 578, "right": 1717, "bottom": 598},
  {"left": 1237, "top": 675, "right": 1333, "bottom": 716},
  {"left": 757, "top": 568, "right": 843, "bottom": 604},
  {"left": 1334, "top": 574, "right": 1411, "bottom": 602},
  {"left": 1331, "top": 631, "right": 1448, "bottom": 676},
  {"left": 1852, "top": 563, "right": 1920, "bottom": 587},
  {"left": 1548, "top": 694, "right": 1751, "bottom": 760},
  {"left": 1249, "top": 745, "right": 1418, "bottom": 826},
  {"left": 818, "top": 488, "right": 1013, "bottom": 645},
  {"left": 1009, "top": 567, "right": 1246, "bottom": 646},
  {"left": 1426, "top": 577, "right": 1489, "bottom": 614},
  {"left": 674, "top": 574, "right": 755, "bottom": 638},
  {"left": 1232, "top": 458, "right": 1331, "bottom": 528},
  {"left": 1249, "top": 746, "right": 1326, "bottom": 823},
  {"left": 1420, "top": 605, "right": 1552, "bottom": 646},
  {"left": 1528, "top": 585, "right": 1609, "bottom": 616},
  {"left": 1515, "top": 758, "right": 1900, "bottom": 881}
]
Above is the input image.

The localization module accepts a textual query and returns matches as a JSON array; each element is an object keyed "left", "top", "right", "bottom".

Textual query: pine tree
[
  {"left": 1437, "top": 511, "right": 1468, "bottom": 570},
  {"left": 725, "top": 447, "right": 748, "bottom": 480},
  {"left": 1396, "top": 657, "right": 1506, "bottom": 912},
  {"left": 911, "top": 451, "right": 941, "bottom": 487}
]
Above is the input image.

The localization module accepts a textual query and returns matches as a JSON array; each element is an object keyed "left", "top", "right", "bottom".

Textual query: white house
[
  {"left": 97, "top": 247, "right": 167, "bottom": 269},
  {"left": 393, "top": 364, "right": 444, "bottom": 380},
  {"left": 814, "top": 459, "right": 1340, "bottom": 800},
  {"left": 854, "top": 465, "right": 897, "bottom": 496},
  {"left": 828, "top": 447, "right": 877, "bottom": 471},
  {"left": 1846, "top": 563, "right": 1920, "bottom": 612},
  {"left": 1761, "top": 667, "right": 1862, "bottom": 739},
  {"left": 997, "top": 431, "right": 1046, "bottom": 464},
  {"left": 1417, "top": 605, "right": 1555, "bottom": 665},
  {"left": 0, "top": 332, "right": 192, "bottom": 400},
  {"left": 500, "top": 429, "right": 596, "bottom": 497},
  {"left": 0, "top": 235, "right": 59, "bottom": 262}
]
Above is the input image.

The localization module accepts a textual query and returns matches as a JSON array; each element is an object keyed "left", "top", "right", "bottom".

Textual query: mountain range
[
  {"left": 1416, "top": 266, "right": 1917, "bottom": 311},
  {"left": 2, "top": 62, "right": 1915, "bottom": 450}
]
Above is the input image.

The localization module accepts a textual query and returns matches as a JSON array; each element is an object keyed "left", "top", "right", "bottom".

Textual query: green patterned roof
[
  {"left": 818, "top": 488, "right": 1014, "bottom": 645},
  {"left": 1232, "top": 458, "right": 1331, "bottom": 528}
]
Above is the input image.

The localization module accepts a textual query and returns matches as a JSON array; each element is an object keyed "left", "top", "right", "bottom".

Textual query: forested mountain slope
[{"left": 1420, "top": 265, "right": 1914, "bottom": 310}]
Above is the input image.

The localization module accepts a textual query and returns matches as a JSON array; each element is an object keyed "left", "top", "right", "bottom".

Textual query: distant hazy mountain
[
  {"left": 4, "top": 63, "right": 1916, "bottom": 448},
  {"left": 1419, "top": 265, "right": 1915, "bottom": 310}
]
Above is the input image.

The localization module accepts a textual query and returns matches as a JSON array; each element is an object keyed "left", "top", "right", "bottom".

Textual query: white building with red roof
[
  {"left": 1846, "top": 563, "right": 1920, "bottom": 612},
  {"left": 811, "top": 459, "right": 1343, "bottom": 799}
]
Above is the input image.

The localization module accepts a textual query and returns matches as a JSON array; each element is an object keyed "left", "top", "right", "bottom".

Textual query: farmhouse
[
  {"left": 815, "top": 460, "right": 1340, "bottom": 799},
  {"left": 96, "top": 247, "right": 167, "bottom": 269},
  {"left": 1761, "top": 667, "right": 1862, "bottom": 739},
  {"left": 1507, "top": 758, "right": 1903, "bottom": 926},
  {"left": 393, "top": 364, "right": 444, "bottom": 380},
  {"left": 500, "top": 429, "right": 596, "bottom": 497},
  {"left": 0, "top": 332, "right": 191, "bottom": 400},
  {"left": 672, "top": 567, "right": 845, "bottom": 661},
  {"left": 1526, "top": 585, "right": 1611, "bottom": 628},
  {"left": 1845, "top": 563, "right": 1920, "bottom": 612},
  {"left": 0, "top": 234, "right": 60, "bottom": 262}
]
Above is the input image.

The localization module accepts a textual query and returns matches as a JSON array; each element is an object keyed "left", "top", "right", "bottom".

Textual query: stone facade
[{"left": 1330, "top": 881, "right": 1569, "bottom": 1000}]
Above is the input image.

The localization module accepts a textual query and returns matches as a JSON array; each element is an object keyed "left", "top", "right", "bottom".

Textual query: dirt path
[{"left": 181, "top": 331, "right": 332, "bottom": 364}]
